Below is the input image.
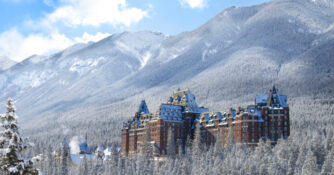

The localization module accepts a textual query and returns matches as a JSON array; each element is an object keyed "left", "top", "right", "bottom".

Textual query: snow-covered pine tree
[
  {"left": 302, "top": 148, "right": 319, "bottom": 175},
  {"left": 321, "top": 143, "right": 334, "bottom": 175},
  {"left": 325, "top": 130, "right": 333, "bottom": 151},
  {"left": 136, "top": 125, "right": 154, "bottom": 175},
  {"left": 46, "top": 146, "right": 54, "bottom": 175},
  {"left": 287, "top": 144, "right": 299, "bottom": 175},
  {"left": 60, "top": 139, "right": 70, "bottom": 175},
  {"left": 110, "top": 143, "right": 118, "bottom": 167},
  {"left": 0, "top": 99, "right": 39, "bottom": 175},
  {"left": 192, "top": 121, "right": 203, "bottom": 159},
  {"left": 82, "top": 154, "right": 88, "bottom": 175},
  {"left": 140, "top": 125, "right": 153, "bottom": 158},
  {"left": 167, "top": 127, "right": 176, "bottom": 157},
  {"left": 225, "top": 125, "right": 235, "bottom": 150},
  {"left": 177, "top": 144, "right": 183, "bottom": 159},
  {"left": 214, "top": 130, "right": 223, "bottom": 156}
]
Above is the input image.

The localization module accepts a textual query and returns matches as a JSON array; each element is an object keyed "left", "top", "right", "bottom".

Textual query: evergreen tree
[
  {"left": 140, "top": 125, "right": 153, "bottom": 158},
  {"left": 0, "top": 99, "right": 39, "bottom": 175},
  {"left": 312, "top": 138, "right": 326, "bottom": 169},
  {"left": 52, "top": 154, "right": 58, "bottom": 175},
  {"left": 110, "top": 144, "right": 118, "bottom": 174},
  {"left": 295, "top": 143, "right": 307, "bottom": 174},
  {"left": 214, "top": 130, "right": 223, "bottom": 157},
  {"left": 177, "top": 144, "right": 183, "bottom": 159},
  {"left": 321, "top": 143, "right": 334, "bottom": 175},
  {"left": 225, "top": 126, "right": 235, "bottom": 149},
  {"left": 167, "top": 127, "right": 176, "bottom": 158},
  {"left": 82, "top": 154, "right": 89, "bottom": 175},
  {"left": 302, "top": 148, "right": 318, "bottom": 175},
  {"left": 60, "top": 139, "right": 70, "bottom": 175},
  {"left": 192, "top": 121, "right": 203, "bottom": 159},
  {"left": 325, "top": 130, "right": 333, "bottom": 151},
  {"left": 287, "top": 145, "right": 299, "bottom": 175}
]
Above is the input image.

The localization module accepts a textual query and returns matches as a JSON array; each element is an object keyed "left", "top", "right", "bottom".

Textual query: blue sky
[{"left": 0, "top": 0, "right": 270, "bottom": 62}]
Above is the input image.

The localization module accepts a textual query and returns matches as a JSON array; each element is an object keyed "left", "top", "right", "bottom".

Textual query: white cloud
[
  {"left": 74, "top": 32, "right": 111, "bottom": 43},
  {"left": 179, "top": 0, "right": 208, "bottom": 9},
  {"left": 0, "top": 29, "right": 114, "bottom": 62},
  {"left": 0, "top": 29, "right": 74, "bottom": 62},
  {"left": 43, "top": 0, "right": 55, "bottom": 7},
  {"left": 48, "top": 0, "right": 147, "bottom": 27},
  {"left": 0, "top": 0, "right": 148, "bottom": 62}
]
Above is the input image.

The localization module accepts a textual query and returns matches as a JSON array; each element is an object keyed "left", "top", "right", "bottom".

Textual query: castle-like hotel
[{"left": 121, "top": 86, "right": 290, "bottom": 156}]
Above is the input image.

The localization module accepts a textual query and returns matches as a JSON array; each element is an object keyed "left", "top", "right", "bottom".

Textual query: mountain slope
[
  {"left": 0, "top": 56, "right": 16, "bottom": 71},
  {"left": 0, "top": 31, "right": 166, "bottom": 115}
]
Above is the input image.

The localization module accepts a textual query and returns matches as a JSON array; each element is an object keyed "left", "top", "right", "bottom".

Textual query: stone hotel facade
[{"left": 121, "top": 86, "right": 290, "bottom": 156}]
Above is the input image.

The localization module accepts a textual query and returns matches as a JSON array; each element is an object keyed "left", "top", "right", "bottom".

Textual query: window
[
  {"left": 243, "top": 123, "right": 248, "bottom": 127},
  {"left": 243, "top": 128, "right": 248, "bottom": 132},
  {"left": 284, "top": 127, "right": 288, "bottom": 131},
  {"left": 284, "top": 121, "right": 287, "bottom": 125},
  {"left": 243, "top": 116, "right": 248, "bottom": 120},
  {"left": 278, "top": 122, "right": 280, "bottom": 126},
  {"left": 271, "top": 129, "right": 275, "bottom": 134},
  {"left": 265, "top": 111, "right": 268, "bottom": 114},
  {"left": 274, "top": 110, "right": 278, "bottom": 114}
]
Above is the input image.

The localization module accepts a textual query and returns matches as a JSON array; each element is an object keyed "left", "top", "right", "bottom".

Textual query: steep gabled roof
[
  {"left": 138, "top": 100, "right": 149, "bottom": 114},
  {"left": 256, "top": 86, "right": 288, "bottom": 108}
]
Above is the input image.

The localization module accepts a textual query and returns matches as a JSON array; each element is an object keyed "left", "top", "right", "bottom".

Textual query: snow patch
[
  {"left": 202, "top": 46, "right": 218, "bottom": 62},
  {"left": 140, "top": 52, "right": 151, "bottom": 69},
  {"left": 70, "top": 154, "right": 94, "bottom": 164},
  {"left": 69, "top": 57, "right": 105, "bottom": 75},
  {"left": 12, "top": 70, "right": 56, "bottom": 89}
]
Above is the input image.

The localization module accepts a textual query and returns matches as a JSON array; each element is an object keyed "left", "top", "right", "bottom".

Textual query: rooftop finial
[{"left": 272, "top": 85, "right": 277, "bottom": 93}]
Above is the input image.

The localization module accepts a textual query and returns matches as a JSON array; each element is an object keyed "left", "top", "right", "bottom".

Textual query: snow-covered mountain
[
  {"left": 0, "top": 0, "right": 333, "bottom": 129},
  {"left": 0, "top": 56, "right": 16, "bottom": 71},
  {"left": 0, "top": 31, "right": 166, "bottom": 115}
]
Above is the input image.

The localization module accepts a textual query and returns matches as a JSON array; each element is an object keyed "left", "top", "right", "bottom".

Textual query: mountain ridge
[{"left": 0, "top": 0, "right": 332, "bottom": 129}]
